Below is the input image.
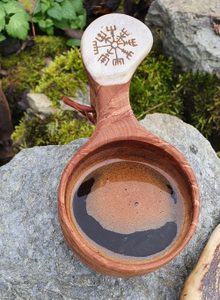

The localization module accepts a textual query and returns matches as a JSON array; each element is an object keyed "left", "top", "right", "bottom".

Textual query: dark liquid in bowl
[{"left": 72, "top": 160, "right": 183, "bottom": 258}]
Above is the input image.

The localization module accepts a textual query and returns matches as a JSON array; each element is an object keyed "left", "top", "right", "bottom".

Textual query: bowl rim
[{"left": 58, "top": 136, "right": 200, "bottom": 277}]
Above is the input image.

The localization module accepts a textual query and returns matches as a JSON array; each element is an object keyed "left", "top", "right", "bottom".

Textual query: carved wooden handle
[{"left": 80, "top": 13, "right": 153, "bottom": 127}]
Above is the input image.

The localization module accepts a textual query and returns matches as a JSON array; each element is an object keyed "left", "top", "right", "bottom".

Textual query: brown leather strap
[{"left": 63, "top": 96, "right": 97, "bottom": 124}]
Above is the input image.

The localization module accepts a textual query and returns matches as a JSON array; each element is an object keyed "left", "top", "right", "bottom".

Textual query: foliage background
[{"left": 0, "top": 0, "right": 219, "bottom": 154}]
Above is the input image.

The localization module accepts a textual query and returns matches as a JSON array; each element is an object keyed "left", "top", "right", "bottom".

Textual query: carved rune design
[{"left": 92, "top": 25, "right": 138, "bottom": 66}]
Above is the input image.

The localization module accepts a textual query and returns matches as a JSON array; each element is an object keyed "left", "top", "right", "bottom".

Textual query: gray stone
[
  {"left": 27, "top": 88, "right": 90, "bottom": 117},
  {"left": 26, "top": 93, "right": 57, "bottom": 115},
  {"left": 1, "top": 113, "right": 220, "bottom": 299},
  {"left": 146, "top": 0, "right": 220, "bottom": 77}
]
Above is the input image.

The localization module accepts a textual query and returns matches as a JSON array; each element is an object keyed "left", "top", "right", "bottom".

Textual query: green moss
[
  {"left": 177, "top": 72, "right": 220, "bottom": 138},
  {"left": 34, "top": 48, "right": 87, "bottom": 106},
  {"left": 130, "top": 53, "right": 182, "bottom": 118},
  {"left": 12, "top": 111, "right": 94, "bottom": 151},
  {"left": 34, "top": 50, "right": 182, "bottom": 117},
  {"left": 5, "top": 43, "right": 220, "bottom": 152},
  {"left": 130, "top": 53, "right": 220, "bottom": 143},
  {"left": 1, "top": 35, "right": 68, "bottom": 93},
  {"left": 1, "top": 35, "right": 68, "bottom": 125}
]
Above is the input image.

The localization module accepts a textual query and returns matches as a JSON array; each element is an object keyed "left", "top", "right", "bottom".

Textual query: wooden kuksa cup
[{"left": 58, "top": 13, "right": 199, "bottom": 277}]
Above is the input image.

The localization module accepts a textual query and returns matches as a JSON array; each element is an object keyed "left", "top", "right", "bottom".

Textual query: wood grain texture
[
  {"left": 58, "top": 13, "right": 199, "bottom": 277},
  {"left": 181, "top": 224, "right": 220, "bottom": 300}
]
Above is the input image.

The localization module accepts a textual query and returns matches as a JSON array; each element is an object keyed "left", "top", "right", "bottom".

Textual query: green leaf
[
  {"left": 72, "top": 0, "right": 84, "bottom": 14},
  {"left": 53, "top": 19, "right": 70, "bottom": 30},
  {"left": 0, "top": 2, "right": 5, "bottom": 12},
  {"left": 39, "top": 18, "right": 54, "bottom": 29},
  {"left": 66, "top": 38, "right": 81, "bottom": 47},
  {"left": 3, "top": 1, "right": 25, "bottom": 15},
  {"left": 76, "top": 13, "right": 86, "bottom": 29},
  {"left": 45, "top": 18, "right": 54, "bottom": 28},
  {"left": 40, "top": 0, "right": 51, "bottom": 14},
  {"left": 5, "top": 12, "right": 29, "bottom": 40},
  {"left": 61, "top": 0, "right": 76, "bottom": 19},
  {"left": 47, "top": 3, "right": 63, "bottom": 20},
  {"left": 32, "top": 14, "right": 43, "bottom": 22},
  {"left": 33, "top": 2, "right": 41, "bottom": 14},
  {"left": 0, "top": 7, "right": 6, "bottom": 31},
  {"left": 0, "top": 33, "right": 6, "bottom": 42},
  {"left": 46, "top": 26, "right": 54, "bottom": 35},
  {"left": 70, "top": 14, "right": 86, "bottom": 29}
]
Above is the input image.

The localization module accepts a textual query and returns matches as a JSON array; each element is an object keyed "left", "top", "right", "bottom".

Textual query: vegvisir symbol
[{"left": 92, "top": 25, "right": 138, "bottom": 66}]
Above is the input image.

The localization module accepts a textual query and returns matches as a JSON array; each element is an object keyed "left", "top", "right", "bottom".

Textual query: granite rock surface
[
  {"left": 146, "top": 0, "right": 220, "bottom": 77},
  {"left": 26, "top": 93, "right": 57, "bottom": 115},
  {"left": 1, "top": 113, "right": 220, "bottom": 299}
]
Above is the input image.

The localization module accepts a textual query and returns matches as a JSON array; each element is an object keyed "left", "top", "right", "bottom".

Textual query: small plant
[
  {"left": 0, "top": 0, "right": 86, "bottom": 43},
  {"left": 32, "top": 0, "right": 86, "bottom": 45},
  {"left": 0, "top": 0, "right": 30, "bottom": 41}
]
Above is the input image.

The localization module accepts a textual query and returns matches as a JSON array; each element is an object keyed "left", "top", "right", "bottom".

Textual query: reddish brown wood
[
  {"left": 58, "top": 75, "right": 200, "bottom": 277},
  {"left": 63, "top": 96, "right": 96, "bottom": 124}
]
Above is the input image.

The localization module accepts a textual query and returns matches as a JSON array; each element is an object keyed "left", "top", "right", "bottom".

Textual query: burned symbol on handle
[{"left": 92, "top": 26, "right": 138, "bottom": 66}]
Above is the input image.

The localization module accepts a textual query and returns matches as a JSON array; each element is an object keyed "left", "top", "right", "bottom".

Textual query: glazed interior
[{"left": 63, "top": 139, "right": 197, "bottom": 268}]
